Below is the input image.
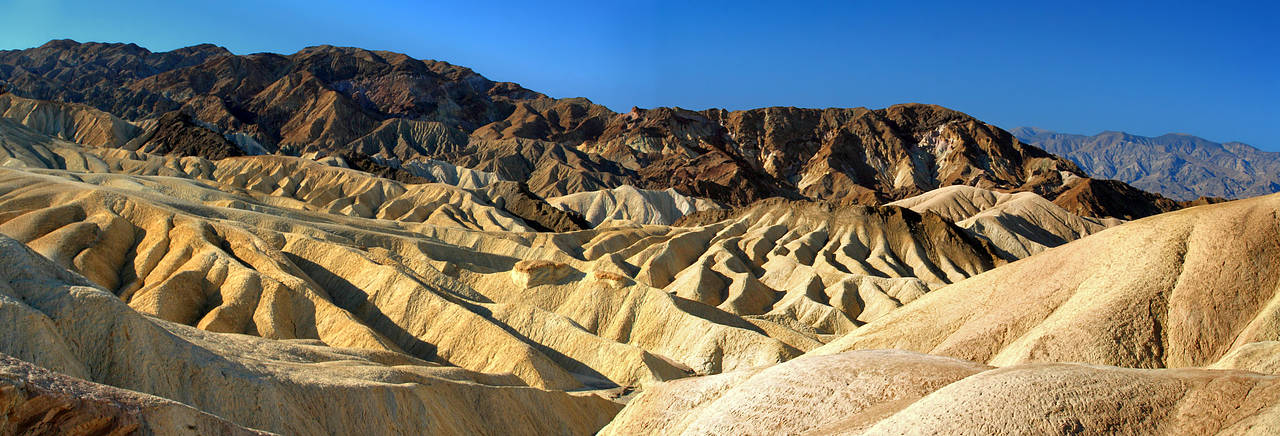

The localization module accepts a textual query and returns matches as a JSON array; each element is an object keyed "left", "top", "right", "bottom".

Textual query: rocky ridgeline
[{"left": 0, "top": 40, "right": 1192, "bottom": 219}]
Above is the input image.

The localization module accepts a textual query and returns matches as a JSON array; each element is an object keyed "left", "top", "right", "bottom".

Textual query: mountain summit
[
  {"left": 0, "top": 39, "right": 1186, "bottom": 219},
  {"left": 1013, "top": 126, "right": 1280, "bottom": 201}
]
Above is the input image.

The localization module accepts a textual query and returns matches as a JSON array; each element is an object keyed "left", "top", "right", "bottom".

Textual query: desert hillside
[{"left": 0, "top": 39, "right": 1276, "bottom": 435}]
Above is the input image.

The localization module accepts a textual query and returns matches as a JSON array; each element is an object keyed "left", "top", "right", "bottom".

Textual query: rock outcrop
[
  {"left": 2, "top": 38, "right": 1272, "bottom": 435},
  {"left": 0, "top": 106, "right": 1173, "bottom": 396},
  {"left": 476, "top": 180, "right": 590, "bottom": 232}
]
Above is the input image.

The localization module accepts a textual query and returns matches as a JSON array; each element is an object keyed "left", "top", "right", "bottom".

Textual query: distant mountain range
[{"left": 1012, "top": 127, "right": 1280, "bottom": 201}]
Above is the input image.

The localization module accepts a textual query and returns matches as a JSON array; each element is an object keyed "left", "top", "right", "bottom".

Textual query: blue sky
[{"left": 2, "top": 0, "right": 1277, "bottom": 150}]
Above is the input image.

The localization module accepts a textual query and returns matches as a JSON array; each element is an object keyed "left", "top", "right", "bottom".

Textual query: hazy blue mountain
[{"left": 1012, "top": 127, "right": 1280, "bottom": 201}]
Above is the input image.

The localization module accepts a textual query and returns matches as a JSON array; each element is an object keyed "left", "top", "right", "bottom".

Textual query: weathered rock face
[
  {"left": 477, "top": 180, "right": 591, "bottom": 232},
  {"left": 511, "top": 260, "right": 572, "bottom": 288},
  {"left": 576, "top": 104, "right": 1093, "bottom": 208},
  {"left": 0, "top": 353, "right": 269, "bottom": 436},
  {"left": 0, "top": 40, "right": 550, "bottom": 149},
  {"left": 0, "top": 40, "right": 231, "bottom": 120},
  {"left": 600, "top": 350, "right": 992, "bottom": 436},
  {"left": 1048, "top": 177, "right": 1183, "bottom": 220},
  {"left": 0, "top": 155, "right": 995, "bottom": 385},
  {"left": 0, "top": 40, "right": 1184, "bottom": 219},
  {"left": 125, "top": 110, "right": 243, "bottom": 160},
  {"left": 888, "top": 184, "right": 1121, "bottom": 259},
  {"left": 702, "top": 104, "right": 1078, "bottom": 201},
  {"left": 320, "top": 149, "right": 430, "bottom": 184}
]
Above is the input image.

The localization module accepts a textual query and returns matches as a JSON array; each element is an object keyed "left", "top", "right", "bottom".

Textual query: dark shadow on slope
[
  {"left": 284, "top": 252, "right": 621, "bottom": 388},
  {"left": 282, "top": 252, "right": 441, "bottom": 364}
]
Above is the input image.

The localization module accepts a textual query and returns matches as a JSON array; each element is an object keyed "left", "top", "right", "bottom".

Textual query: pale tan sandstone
[
  {"left": 0, "top": 93, "right": 141, "bottom": 148},
  {"left": 600, "top": 350, "right": 990, "bottom": 436},
  {"left": 859, "top": 363, "right": 1280, "bottom": 435},
  {"left": 889, "top": 184, "right": 1120, "bottom": 259},
  {"left": 0, "top": 233, "right": 620, "bottom": 435},
  {"left": 1211, "top": 341, "right": 1280, "bottom": 375},
  {"left": 815, "top": 193, "right": 1280, "bottom": 370},
  {"left": 548, "top": 185, "right": 722, "bottom": 226},
  {"left": 604, "top": 350, "right": 1280, "bottom": 435}
]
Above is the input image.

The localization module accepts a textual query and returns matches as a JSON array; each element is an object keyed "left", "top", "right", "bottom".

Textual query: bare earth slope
[
  {"left": 815, "top": 192, "right": 1280, "bottom": 369},
  {"left": 0, "top": 353, "right": 269, "bottom": 436},
  {"left": 0, "top": 233, "right": 620, "bottom": 435},
  {"left": 1, "top": 39, "right": 1269, "bottom": 434},
  {"left": 0, "top": 111, "right": 1212, "bottom": 433},
  {"left": 888, "top": 184, "right": 1121, "bottom": 259},
  {"left": 602, "top": 189, "right": 1280, "bottom": 435},
  {"left": 0, "top": 133, "right": 800, "bottom": 386},
  {"left": 548, "top": 185, "right": 723, "bottom": 226},
  {"left": 0, "top": 131, "right": 1111, "bottom": 385},
  {"left": 0, "top": 93, "right": 140, "bottom": 148},
  {"left": 603, "top": 350, "right": 1280, "bottom": 435},
  {"left": 2, "top": 125, "right": 1112, "bottom": 380}
]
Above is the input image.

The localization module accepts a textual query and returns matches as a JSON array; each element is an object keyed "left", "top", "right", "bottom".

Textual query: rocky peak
[{"left": 0, "top": 40, "right": 1188, "bottom": 218}]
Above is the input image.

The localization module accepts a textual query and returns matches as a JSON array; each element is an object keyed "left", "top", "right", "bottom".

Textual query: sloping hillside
[
  {"left": 603, "top": 350, "right": 1280, "bottom": 435},
  {"left": 815, "top": 192, "right": 1280, "bottom": 369}
]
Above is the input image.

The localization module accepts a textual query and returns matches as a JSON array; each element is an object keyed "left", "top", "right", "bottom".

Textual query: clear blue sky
[{"left": 2, "top": 0, "right": 1277, "bottom": 149}]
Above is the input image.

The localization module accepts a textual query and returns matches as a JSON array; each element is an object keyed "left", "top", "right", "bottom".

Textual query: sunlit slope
[
  {"left": 602, "top": 350, "right": 1280, "bottom": 435},
  {"left": 815, "top": 193, "right": 1280, "bottom": 370},
  {"left": 0, "top": 234, "right": 620, "bottom": 435}
]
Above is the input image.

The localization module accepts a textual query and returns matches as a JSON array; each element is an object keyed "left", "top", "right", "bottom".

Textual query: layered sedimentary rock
[
  {"left": 0, "top": 114, "right": 1140, "bottom": 386},
  {"left": 603, "top": 184, "right": 1280, "bottom": 435},
  {"left": 124, "top": 110, "right": 243, "bottom": 160},
  {"left": 0, "top": 122, "right": 1272, "bottom": 434},
  {"left": 0, "top": 111, "right": 1168, "bottom": 391}
]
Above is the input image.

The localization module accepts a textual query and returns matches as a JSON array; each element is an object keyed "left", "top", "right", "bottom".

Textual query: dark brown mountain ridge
[{"left": 0, "top": 39, "right": 1190, "bottom": 219}]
